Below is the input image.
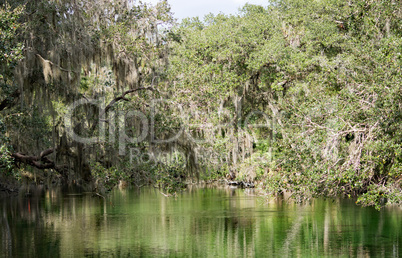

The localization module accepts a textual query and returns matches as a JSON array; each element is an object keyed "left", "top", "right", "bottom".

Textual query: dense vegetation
[{"left": 0, "top": 0, "right": 401, "bottom": 208}]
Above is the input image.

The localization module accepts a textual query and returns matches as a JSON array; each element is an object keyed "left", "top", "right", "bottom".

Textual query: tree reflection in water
[{"left": 0, "top": 186, "right": 401, "bottom": 257}]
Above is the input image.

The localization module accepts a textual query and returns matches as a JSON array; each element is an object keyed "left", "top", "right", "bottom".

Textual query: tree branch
[
  {"left": 36, "top": 54, "right": 76, "bottom": 74},
  {"left": 11, "top": 148, "right": 60, "bottom": 171},
  {"left": 104, "top": 87, "right": 155, "bottom": 113},
  {"left": 89, "top": 87, "right": 155, "bottom": 132}
]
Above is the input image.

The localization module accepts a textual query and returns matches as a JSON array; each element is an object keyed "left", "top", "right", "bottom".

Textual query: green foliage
[
  {"left": 90, "top": 162, "right": 130, "bottom": 192},
  {"left": 0, "top": 3, "right": 25, "bottom": 178},
  {"left": 0, "top": 3, "right": 24, "bottom": 103},
  {"left": 167, "top": 0, "right": 402, "bottom": 208},
  {"left": 0, "top": 138, "right": 13, "bottom": 175},
  {"left": 155, "top": 158, "right": 187, "bottom": 196},
  {"left": 1, "top": 0, "right": 401, "bottom": 209},
  {"left": 0, "top": 0, "right": 175, "bottom": 185},
  {"left": 0, "top": 3, "right": 24, "bottom": 80}
]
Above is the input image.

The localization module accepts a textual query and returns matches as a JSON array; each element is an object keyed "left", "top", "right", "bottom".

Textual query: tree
[
  {"left": 167, "top": 0, "right": 402, "bottom": 207},
  {"left": 0, "top": 0, "right": 174, "bottom": 186},
  {"left": 0, "top": 3, "right": 24, "bottom": 178}
]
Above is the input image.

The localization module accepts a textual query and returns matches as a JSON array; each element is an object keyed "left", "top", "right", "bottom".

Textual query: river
[{"left": 1, "top": 186, "right": 401, "bottom": 257}]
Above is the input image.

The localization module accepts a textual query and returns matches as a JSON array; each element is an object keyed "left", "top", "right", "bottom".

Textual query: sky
[{"left": 144, "top": 0, "right": 269, "bottom": 21}]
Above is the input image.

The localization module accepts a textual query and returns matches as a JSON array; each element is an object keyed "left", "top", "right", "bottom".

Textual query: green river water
[{"left": 1, "top": 186, "right": 401, "bottom": 257}]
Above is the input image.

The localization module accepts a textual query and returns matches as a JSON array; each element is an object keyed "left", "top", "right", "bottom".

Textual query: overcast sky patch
[{"left": 144, "top": 0, "right": 268, "bottom": 20}]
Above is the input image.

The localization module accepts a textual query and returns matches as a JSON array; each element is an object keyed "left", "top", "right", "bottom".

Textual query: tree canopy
[{"left": 0, "top": 0, "right": 401, "bottom": 208}]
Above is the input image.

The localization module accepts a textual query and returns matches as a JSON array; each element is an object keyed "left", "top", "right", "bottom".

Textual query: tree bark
[{"left": 11, "top": 148, "right": 60, "bottom": 171}]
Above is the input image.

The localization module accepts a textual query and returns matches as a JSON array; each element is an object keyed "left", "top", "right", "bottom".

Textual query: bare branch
[
  {"left": 39, "top": 148, "right": 56, "bottom": 158},
  {"left": 89, "top": 87, "right": 155, "bottom": 132},
  {"left": 104, "top": 87, "right": 156, "bottom": 113},
  {"left": 12, "top": 147, "right": 61, "bottom": 171}
]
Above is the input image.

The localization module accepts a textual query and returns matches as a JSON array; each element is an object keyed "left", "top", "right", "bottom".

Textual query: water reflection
[{"left": 0, "top": 186, "right": 401, "bottom": 257}]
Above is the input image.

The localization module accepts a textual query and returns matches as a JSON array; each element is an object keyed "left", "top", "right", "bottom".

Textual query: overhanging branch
[
  {"left": 36, "top": 54, "right": 76, "bottom": 74},
  {"left": 89, "top": 87, "right": 155, "bottom": 132},
  {"left": 11, "top": 148, "right": 60, "bottom": 171}
]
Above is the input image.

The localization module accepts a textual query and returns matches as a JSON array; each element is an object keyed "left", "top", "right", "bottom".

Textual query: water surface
[{"left": 1, "top": 186, "right": 401, "bottom": 257}]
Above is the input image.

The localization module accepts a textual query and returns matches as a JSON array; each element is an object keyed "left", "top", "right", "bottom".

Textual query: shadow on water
[{"left": 0, "top": 186, "right": 402, "bottom": 257}]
